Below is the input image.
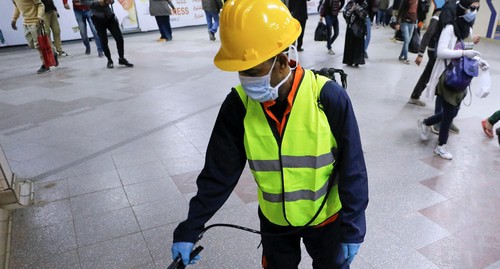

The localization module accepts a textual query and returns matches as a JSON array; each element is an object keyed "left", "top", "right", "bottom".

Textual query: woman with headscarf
[
  {"left": 417, "top": 0, "right": 489, "bottom": 160},
  {"left": 342, "top": 0, "right": 368, "bottom": 67}
]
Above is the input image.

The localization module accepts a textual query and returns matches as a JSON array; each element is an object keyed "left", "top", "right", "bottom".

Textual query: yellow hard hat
[{"left": 214, "top": 0, "right": 301, "bottom": 72}]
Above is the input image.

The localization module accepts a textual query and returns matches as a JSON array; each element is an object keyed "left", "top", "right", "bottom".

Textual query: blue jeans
[
  {"left": 74, "top": 9, "right": 102, "bottom": 52},
  {"left": 425, "top": 96, "right": 460, "bottom": 145},
  {"left": 376, "top": 9, "right": 387, "bottom": 26},
  {"left": 155, "top": 16, "right": 172, "bottom": 40},
  {"left": 364, "top": 17, "right": 371, "bottom": 53},
  {"left": 204, "top": 10, "right": 219, "bottom": 34},
  {"left": 325, "top": 15, "right": 339, "bottom": 50},
  {"left": 399, "top": 22, "right": 415, "bottom": 60}
]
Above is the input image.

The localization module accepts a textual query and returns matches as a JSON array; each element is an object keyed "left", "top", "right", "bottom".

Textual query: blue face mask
[
  {"left": 462, "top": 10, "right": 477, "bottom": 22},
  {"left": 238, "top": 57, "right": 292, "bottom": 103}
]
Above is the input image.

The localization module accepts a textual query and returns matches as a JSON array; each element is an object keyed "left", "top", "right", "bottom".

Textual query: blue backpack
[{"left": 443, "top": 41, "right": 479, "bottom": 92}]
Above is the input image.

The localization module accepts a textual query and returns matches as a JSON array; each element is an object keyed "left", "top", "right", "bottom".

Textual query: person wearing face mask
[
  {"left": 170, "top": 0, "right": 369, "bottom": 268},
  {"left": 418, "top": 0, "right": 489, "bottom": 160}
]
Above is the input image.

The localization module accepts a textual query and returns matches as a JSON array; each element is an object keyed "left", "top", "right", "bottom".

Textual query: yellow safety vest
[{"left": 234, "top": 70, "right": 342, "bottom": 226}]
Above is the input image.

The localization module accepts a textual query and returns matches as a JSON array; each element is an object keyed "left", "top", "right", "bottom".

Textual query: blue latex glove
[
  {"left": 342, "top": 243, "right": 361, "bottom": 265},
  {"left": 171, "top": 242, "right": 201, "bottom": 266}
]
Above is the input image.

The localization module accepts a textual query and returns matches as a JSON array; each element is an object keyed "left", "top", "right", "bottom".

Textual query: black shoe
[
  {"left": 107, "top": 61, "right": 114, "bottom": 69},
  {"left": 54, "top": 51, "right": 59, "bottom": 67},
  {"left": 37, "top": 65, "right": 50, "bottom": 74},
  {"left": 364, "top": 51, "right": 369, "bottom": 59},
  {"left": 85, "top": 46, "right": 91, "bottom": 55},
  {"left": 496, "top": 127, "right": 500, "bottom": 146},
  {"left": 297, "top": 47, "right": 304, "bottom": 52},
  {"left": 208, "top": 30, "right": 216, "bottom": 41},
  {"left": 118, "top": 58, "right": 134, "bottom": 67}
]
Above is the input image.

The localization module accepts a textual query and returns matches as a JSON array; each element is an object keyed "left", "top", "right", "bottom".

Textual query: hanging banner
[{"left": 113, "top": 0, "right": 140, "bottom": 31}]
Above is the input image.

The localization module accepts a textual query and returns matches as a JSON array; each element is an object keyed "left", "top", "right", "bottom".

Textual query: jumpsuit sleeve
[
  {"left": 12, "top": 2, "right": 21, "bottom": 23},
  {"left": 35, "top": 0, "right": 45, "bottom": 19},
  {"left": 173, "top": 90, "right": 247, "bottom": 243},
  {"left": 319, "top": 80, "right": 368, "bottom": 243},
  {"left": 418, "top": 16, "right": 438, "bottom": 56}
]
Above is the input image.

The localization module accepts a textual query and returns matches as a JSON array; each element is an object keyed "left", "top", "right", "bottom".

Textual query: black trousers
[
  {"left": 410, "top": 49, "right": 436, "bottom": 99},
  {"left": 295, "top": 18, "right": 307, "bottom": 50},
  {"left": 91, "top": 14, "right": 124, "bottom": 62},
  {"left": 259, "top": 209, "right": 347, "bottom": 269}
]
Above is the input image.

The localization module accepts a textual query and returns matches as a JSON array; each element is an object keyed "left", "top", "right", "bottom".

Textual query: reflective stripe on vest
[{"left": 235, "top": 69, "right": 342, "bottom": 226}]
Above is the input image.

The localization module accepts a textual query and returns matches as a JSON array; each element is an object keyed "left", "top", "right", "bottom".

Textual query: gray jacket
[
  {"left": 149, "top": 0, "right": 175, "bottom": 16},
  {"left": 201, "top": 0, "right": 222, "bottom": 12}
]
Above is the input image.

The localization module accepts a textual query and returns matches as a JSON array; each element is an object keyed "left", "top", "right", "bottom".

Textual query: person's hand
[
  {"left": 320, "top": 16, "right": 324, "bottom": 22},
  {"left": 463, "top": 50, "right": 480, "bottom": 59},
  {"left": 38, "top": 17, "right": 44, "bottom": 25},
  {"left": 342, "top": 243, "right": 361, "bottom": 265},
  {"left": 415, "top": 55, "right": 423, "bottom": 66},
  {"left": 395, "top": 23, "right": 400, "bottom": 31},
  {"left": 473, "top": 35, "right": 480, "bottom": 44},
  {"left": 64, "top": 3, "right": 70, "bottom": 9},
  {"left": 172, "top": 7, "right": 177, "bottom": 15},
  {"left": 478, "top": 59, "right": 490, "bottom": 71},
  {"left": 171, "top": 242, "right": 201, "bottom": 266},
  {"left": 11, "top": 21, "right": 17, "bottom": 30}
]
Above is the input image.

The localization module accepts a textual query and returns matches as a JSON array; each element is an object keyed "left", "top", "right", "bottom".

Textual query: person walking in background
[
  {"left": 288, "top": 0, "right": 308, "bottom": 51},
  {"left": 64, "top": 0, "right": 104, "bottom": 57},
  {"left": 11, "top": 0, "right": 59, "bottom": 74},
  {"left": 202, "top": 0, "right": 222, "bottom": 41},
  {"left": 429, "top": 0, "right": 480, "bottom": 135},
  {"left": 397, "top": 0, "right": 417, "bottom": 64},
  {"left": 320, "top": 0, "right": 345, "bottom": 55},
  {"left": 342, "top": 0, "right": 368, "bottom": 67},
  {"left": 170, "top": 0, "right": 368, "bottom": 268},
  {"left": 149, "top": 0, "right": 176, "bottom": 41},
  {"left": 364, "top": 0, "right": 377, "bottom": 58},
  {"left": 84, "top": 0, "right": 133, "bottom": 69},
  {"left": 418, "top": 0, "right": 488, "bottom": 160},
  {"left": 376, "top": 0, "right": 389, "bottom": 27},
  {"left": 482, "top": 110, "right": 500, "bottom": 145},
  {"left": 41, "top": 0, "right": 68, "bottom": 56},
  {"left": 408, "top": 8, "right": 441, "bottom": 107}
]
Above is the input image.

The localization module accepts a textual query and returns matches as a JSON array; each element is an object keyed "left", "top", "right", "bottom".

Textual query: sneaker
[
  {"left": 98, "top": 50, "right": 104, "bottom": 58},
  {"left": 408, "top": 98, "right": 426, "bottom": 106},
  {"left": 418, "top": 119, "right": 430, "bottom": 140},
  {"left": 107, "top": 61, "right": 114, "bottom": 69},
  {"left": 208, "top": 31, "right": 216, "bottom": 41},
  {"left": 449, "top": 123, "right": 459, "bottom": 134},
  {"left": 398, "top": 56, "right": 405, "bottom": 61},
  {"left": 328, "top": 49, "right": 335, "bottom": 55},
  {"left": 431, "top": 124, "right": 440, "bottom": 134},
  {"left": 58, "top": 51, "right": 69, "bottom": 57},
  {"left": 496, "top": 127, "right": 500, "bottom": 145},
  {"left": 158, "top": 38, "right": 167, "bottom": 42},
  {"left": 434, "top": 144, "right": 453, "bottom": 160},
  {"left": 403, "top": 59, "right": 411, "bottom": 65},
  {"left": 364, "top": 51, "right": 368, "bottom": 59},
  {"left": 118, "top": 58, "right": 134, "bottom": 67},
  {"left": 37, "top": 65, "right": 50, "bottom": 74},
  {"left": 85, "top": 46, "right": 91, "bottom": 55}
]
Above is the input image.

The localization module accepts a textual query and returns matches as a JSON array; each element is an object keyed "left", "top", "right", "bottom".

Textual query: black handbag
[
  {"left": 314, "top": 21, "right": 328, "bottom": 41},
  {"left": 349, "top": 17, "right": 365, "bottom": 39},
  {"left": 409, "top": 27, "right": 421, "bottom": 53}
]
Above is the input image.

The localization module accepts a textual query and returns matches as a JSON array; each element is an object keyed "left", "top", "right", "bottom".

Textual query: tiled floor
[{"left": 0, "top": 14, "right": 499, "bottom": 269}]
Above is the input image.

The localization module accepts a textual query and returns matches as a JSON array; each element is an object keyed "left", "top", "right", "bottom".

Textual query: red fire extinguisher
[{"left": 37, "top": 24, "right": 57, "bottom": 67}]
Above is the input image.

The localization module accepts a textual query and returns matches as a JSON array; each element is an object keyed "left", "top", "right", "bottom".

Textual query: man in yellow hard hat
[{"left": 171, "top": 0, "right": 368, "bottom": 268}]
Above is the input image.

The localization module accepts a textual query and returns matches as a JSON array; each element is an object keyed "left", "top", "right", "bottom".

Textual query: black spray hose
[{"left": 168, "top": 168, "right": 338, "bottom": 268}]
